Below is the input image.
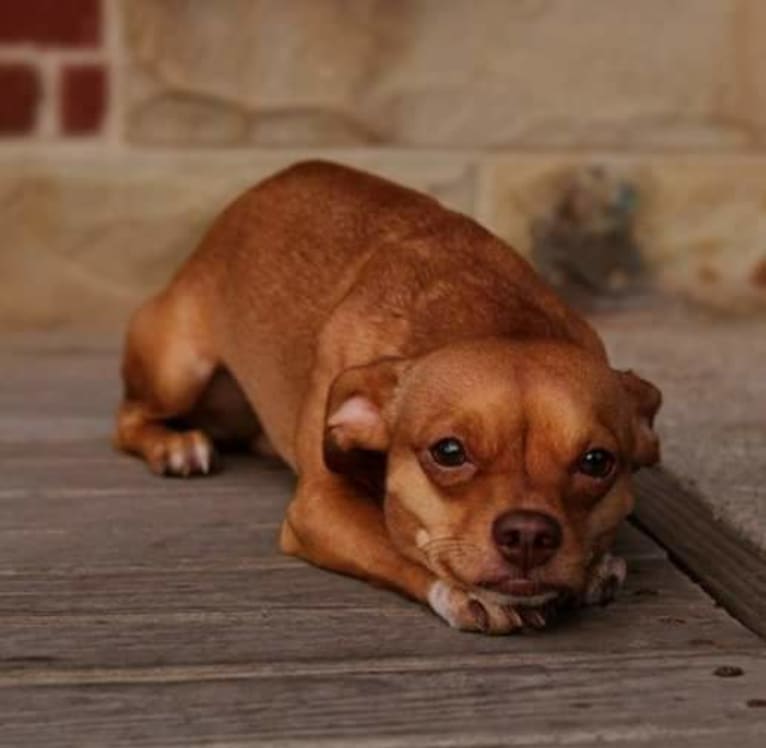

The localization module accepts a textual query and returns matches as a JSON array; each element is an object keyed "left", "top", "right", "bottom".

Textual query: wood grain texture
[
  {"left": 1, "top": 652, "right": 765, "bottom": 747},
  {"left": 1, "top": 559, "right": 758, "bottom": 678},
  {"left": 1, "top": 341, "right": 765, "bottom": 746}
]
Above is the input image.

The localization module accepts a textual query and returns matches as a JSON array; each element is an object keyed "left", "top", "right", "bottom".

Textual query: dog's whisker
[
  {"left": 422, "top": 539, "right": 482, "bottom": 562},
  {"left": 420, "top": 536, "right": 487, "bottom": 582}
]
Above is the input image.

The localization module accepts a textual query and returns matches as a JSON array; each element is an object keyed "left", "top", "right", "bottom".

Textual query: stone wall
[
  {"left": 2, "top": 0, "right": 766, "bottom": 328},
  {"left": 124, "top": 0, "right": 762, "bottom": 150}
]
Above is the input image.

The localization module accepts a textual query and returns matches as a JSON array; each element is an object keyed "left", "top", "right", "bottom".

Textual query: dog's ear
[
  {"left": 618, "top": 370, "right": 662, "bottom": 469},
  {"left": 323, "top": 358, "right": 410, "bottom": 477}
]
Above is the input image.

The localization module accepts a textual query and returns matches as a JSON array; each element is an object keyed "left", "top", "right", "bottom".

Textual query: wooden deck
[{"left": 2, "top": 339, "right": 766, "bottom": 747}]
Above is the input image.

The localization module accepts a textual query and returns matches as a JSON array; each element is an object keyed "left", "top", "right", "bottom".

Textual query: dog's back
[
  {"left": 191, "top": 160, "right": 600, "bottom": 400},
  {"left": 189, "top": 159, "right": 445, "bottom": 336},
  {"left": 117, "top": 160, "right": 603, "bottom": 470}
]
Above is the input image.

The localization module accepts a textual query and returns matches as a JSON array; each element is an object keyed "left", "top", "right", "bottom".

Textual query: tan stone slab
[
  {"left": 4, "top": 148, "right": 766, "bottom": 329},
  {"left": 124, "top": 0, "right": 751, "bottom": 149},
  {"left": 0, "top": 150, "right": 475, "bottom": 329},
  {"left": 726, "top": 0, "right": 766, "bottom": 145},
  {"left": 478, "top": 153, "right": 766, "bottom": 312}
]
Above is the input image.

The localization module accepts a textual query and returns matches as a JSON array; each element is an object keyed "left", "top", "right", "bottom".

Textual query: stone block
[
  {"left": 0, "top": 150, "right": 475, "bottom": 329},
  {"left": 479, "top": 154, "right": 766, "bottom": 312},
  {"left": 123, "top": 0, "right": 749, "bottom": 148}
]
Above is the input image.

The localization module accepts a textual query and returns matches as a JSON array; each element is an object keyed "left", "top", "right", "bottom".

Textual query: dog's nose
[{"left": 492, "top": 510, "right": 562, "bottom": 571}]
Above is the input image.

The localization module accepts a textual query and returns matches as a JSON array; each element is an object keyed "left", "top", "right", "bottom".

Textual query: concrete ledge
[
  {"left": 596, "top": 308, "right": 766, "bottom": 555},
  {"left": 634, "top": 467, "right": 766, "bottom": 640}
]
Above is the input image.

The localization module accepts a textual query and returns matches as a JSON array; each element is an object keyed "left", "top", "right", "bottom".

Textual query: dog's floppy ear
[
  {"left": 323, "top": 357, "right": 411, "bottom": 477},
  {"left": 618, "top": 370, "right": 662, "bottom": 469}
]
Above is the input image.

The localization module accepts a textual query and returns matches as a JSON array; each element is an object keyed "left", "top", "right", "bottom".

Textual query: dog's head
[{"left": 323, "top": 338, "right": 661, "bottom": 605}]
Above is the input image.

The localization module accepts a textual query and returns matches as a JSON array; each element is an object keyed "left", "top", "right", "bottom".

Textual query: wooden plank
[
  {"left": 0, "top": 559, "right": 758, "bottom": 675},
  {"left": 0, "top": 507, "right": 658, "bottom": 573},
  {"left": 0, "top": 487, "right": 289, "bottom": 572},
  {"left": 0, "top": 444, "right": 291, "bottom": 495},
  {"left": 0, "top": 352, "right": 118, "bottom": 441},
  {"left": 0, "top": 554, "right": 710, "bottom": 617},
  {"left": 634, "top": 468, "right": 766, "bottom": 639},
  {"left": 2, "top": 341, "right": 765, "bottom": 747},
  {"left": 0, "top": 450, "right": 659, "bottom": 572},
  {"left": 0, "top": 651, "right": 764, "bottom": 747}
]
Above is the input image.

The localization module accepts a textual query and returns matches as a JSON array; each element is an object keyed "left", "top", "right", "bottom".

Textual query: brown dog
[{"left": 115, "top": 161, "right": 661, "bottom": 633}]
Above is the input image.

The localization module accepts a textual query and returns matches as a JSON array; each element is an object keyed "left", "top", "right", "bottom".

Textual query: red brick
[
  {"left": 60, "top": 63, "right": 106, "bottom": 134},
  {"left": 0, "top": 0, "right": 101, "bottom": 47},
  {"left": 0, "top": 63, "right": 40, "bottom": 134}
]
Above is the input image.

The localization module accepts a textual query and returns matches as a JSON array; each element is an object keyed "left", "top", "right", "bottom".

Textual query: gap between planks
[{"left": 634, "top": 468, "right": 766, "bottom": 640}]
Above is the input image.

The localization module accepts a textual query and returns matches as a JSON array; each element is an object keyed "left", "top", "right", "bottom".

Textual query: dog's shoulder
[{"left": 254, "top": 159, "right": 440, "bottom": 214}]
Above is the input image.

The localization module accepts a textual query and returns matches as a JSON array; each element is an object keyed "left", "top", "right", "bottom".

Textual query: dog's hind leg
[{"left": 114, "top": 288, "right": 221, "bottom": 477}]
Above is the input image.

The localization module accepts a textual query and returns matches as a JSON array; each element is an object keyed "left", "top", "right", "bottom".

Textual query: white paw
[
  {"left": 583, "top": 553, "right": 627, "bottom": 606},
  {"left": 147, "top": 430, "right": 217, "bottom": 478},
  {"left": 428, "top": 580, "right": 555, "bottom": 635}
]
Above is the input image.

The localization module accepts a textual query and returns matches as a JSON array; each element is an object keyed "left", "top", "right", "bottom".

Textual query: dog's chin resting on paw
[{"left": 115, "top": 161, "right": 662, "bottom": 634}]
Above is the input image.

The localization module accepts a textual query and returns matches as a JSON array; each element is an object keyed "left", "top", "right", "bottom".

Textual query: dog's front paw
[
  {"left": 583, "top": 553, "right": 627, "bottom": 606},
  {"left": 146, "top": 430, "right": 218, "bottom": 477},
  {"left": 427, "top": 580, "right": 524, "bottom": 635}
]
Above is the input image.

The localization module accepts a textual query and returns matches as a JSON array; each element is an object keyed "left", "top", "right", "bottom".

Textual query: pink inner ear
[
  {"left": 327, "top": 394, "right": 387, "bottom": 451},
  {"left": 327, "top": 395, "right": 381, "bottom": 432}
]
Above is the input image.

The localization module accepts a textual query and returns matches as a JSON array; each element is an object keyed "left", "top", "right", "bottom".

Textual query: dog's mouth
[
  {"left": 474, "top": 576, "right": 564, "bottom": 607},
  {"left": 433, "top": 552, "right": 574, "bottom": 607},
  {"left": 479, "top": 577, "right": 543, "bottom": 596}
]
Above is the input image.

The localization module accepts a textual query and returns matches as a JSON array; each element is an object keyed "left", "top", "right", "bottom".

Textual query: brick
[
  {"left": 60, "top": 64, "right": 107, "bottom": 134},
  {"left": 0, "top": 0, "right": 101, "bottom": 47},
  {"left": 0, "top": 63, "right": 40, "bottom": 134}
]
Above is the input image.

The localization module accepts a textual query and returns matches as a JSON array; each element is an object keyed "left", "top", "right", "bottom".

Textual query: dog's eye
[
  {"left": 577, "top": 448, "right": 615, "bottom": 479},
  {"left": 429, "top": 437, "right": 467, "bottom": 467}
]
